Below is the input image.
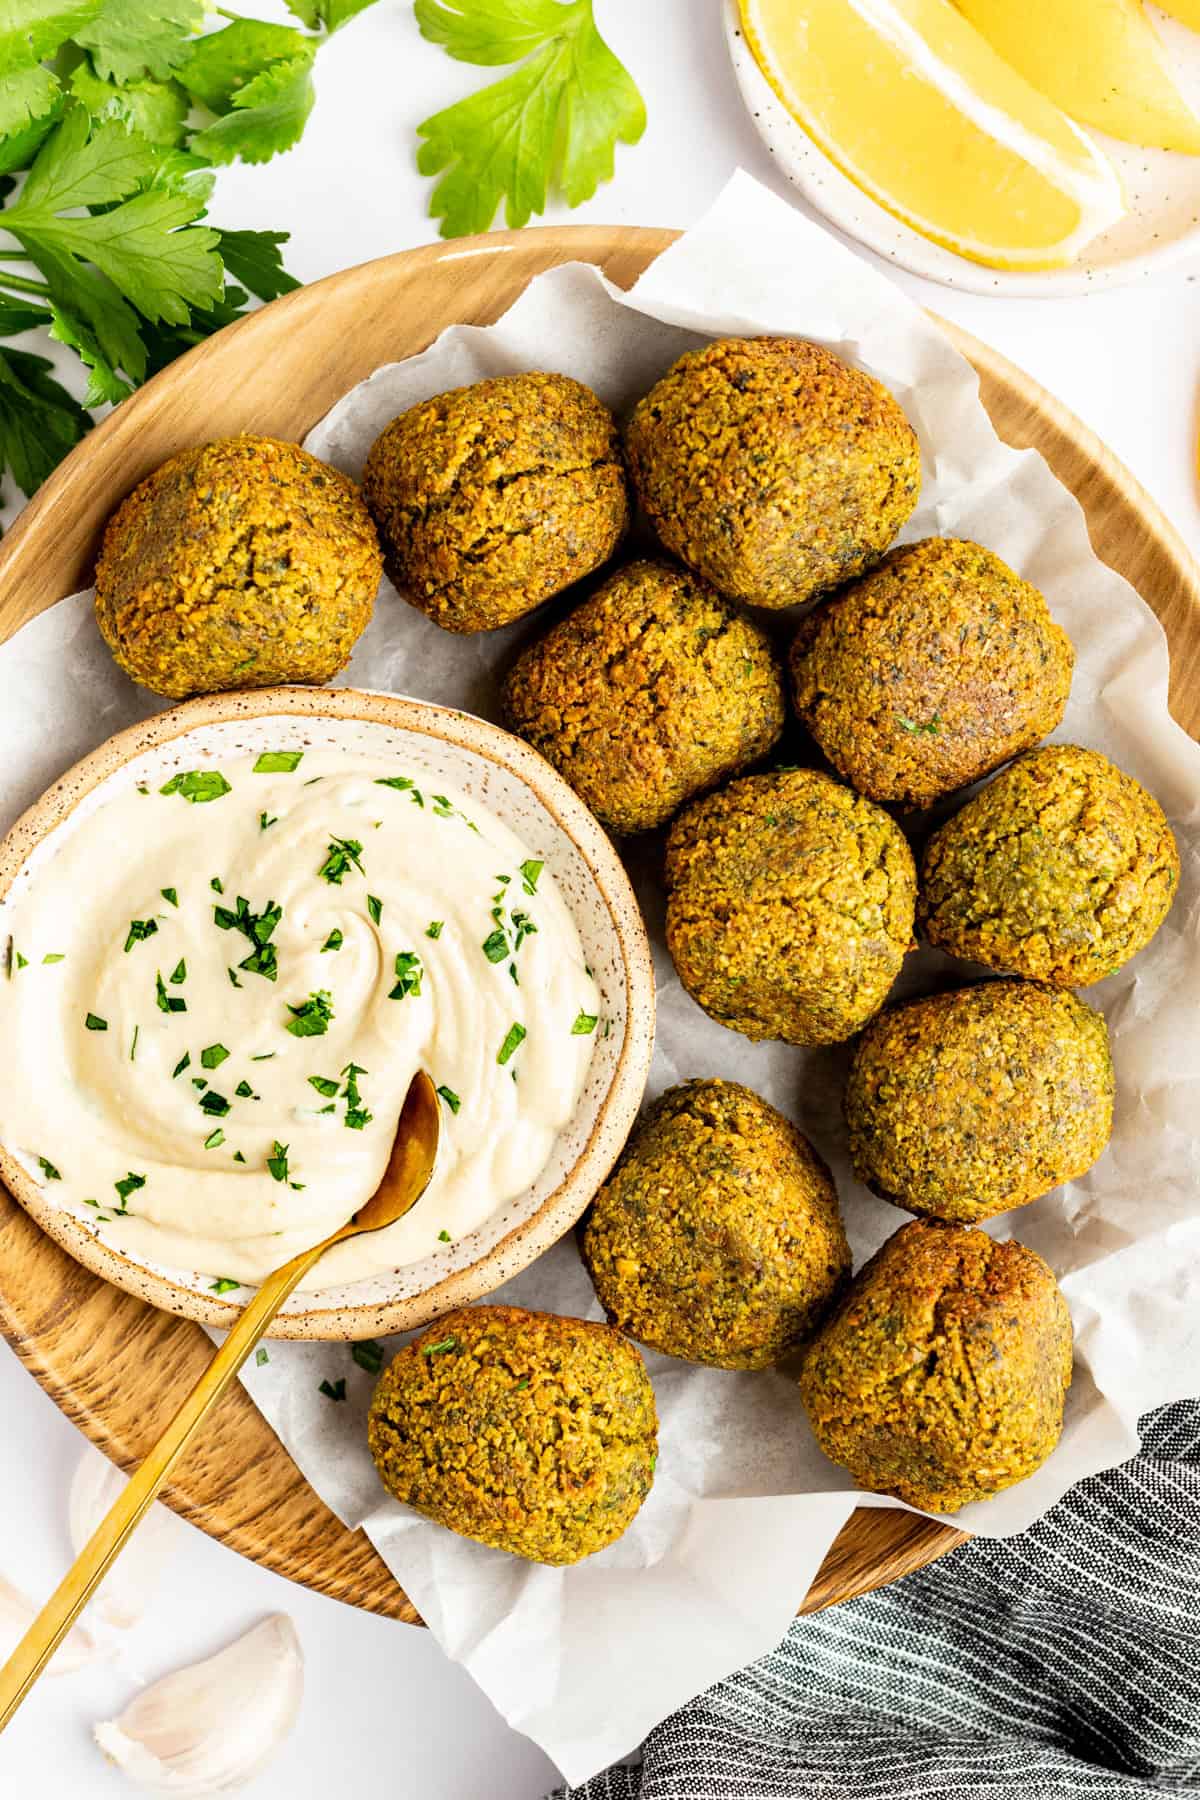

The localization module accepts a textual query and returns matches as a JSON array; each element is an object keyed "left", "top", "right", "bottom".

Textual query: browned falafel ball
[
  {"left": 625, "top": 337, "right": 920, "bottom": 608},
  {"left": 502, "top": 559, "right": 786, "bottom": 835},
  {"left": 665, "top": 769, "right": 916, "bottom": 1045},
  {"left": 799, "top": 1220, "right": 1073, "bottom": 1513},
  {"left": 581, "top": 1080, "right": 851, "bottom": 1370},
  {"left": 920, "top": 744, "right": 1179, "bottom": 986},
  {"left": 789, "top": 538, "right": 1074, "bottom": 808},
  {"left": 94, "top": 435, "right": 382, "bottom": 699},
  {"left": 361, "top": 372, "right": 629, "bottom": 633},
  {"left": 845, "top": 981, "right": 1114, "bottom": 1224},
  {"left": 367, "top": 1306, "right": 657, "bottom": 1565}
]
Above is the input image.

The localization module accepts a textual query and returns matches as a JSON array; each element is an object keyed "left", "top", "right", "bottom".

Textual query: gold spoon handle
[{"left": 0, "top": 1241, "right": 322, "bottom": 1731}]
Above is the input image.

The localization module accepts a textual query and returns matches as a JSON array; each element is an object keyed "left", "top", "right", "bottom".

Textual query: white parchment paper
[{"left": 2, "top": 174, "right": 1199, "bottom": 1783}]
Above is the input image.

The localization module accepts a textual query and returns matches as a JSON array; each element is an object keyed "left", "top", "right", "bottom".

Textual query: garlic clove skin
[
  {"left": 94, "top": 1613, "right": 303, "bottom": 1794},
  {"left": 0, "top": 1573, "right": 95, "bottom": 1674},
  {"left": 69, "top": 1444, "right": 183, "bottom": 1630}
]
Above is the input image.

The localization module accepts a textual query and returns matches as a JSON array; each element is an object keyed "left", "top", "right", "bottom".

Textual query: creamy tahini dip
[{"left": 0, "top": 752, "right": 601, "bottom": 1291}]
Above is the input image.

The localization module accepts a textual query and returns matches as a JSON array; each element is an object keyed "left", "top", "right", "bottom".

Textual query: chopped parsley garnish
[
  {"left": 161, "top": 888, "right": 179, "bottom": 907},
  {"left": 571, "top": 1011, "right": 599, "bottom": 1035},
  {"left": 341, "top": 1062, "right": 372, "bottom": 1130},
  {"left": 234, "top": 1151, "right": 247, "bottom": 1164},
  {"left": 214, "top": 893, "right": 283, "bottom": 981},
  {"left": 228, "top": 968, "right": 243, "bottom": 988},
  {"left": 37, "top": 1155, "right": 61, "bottom": 1182},
  {"left": 172, "top": 1052, "right": 191, "bottom": 1078},
  {"left": 519, "top": 859, "right": 543, "bottom": 894},
  {"left": 308, "top": 1074, "right": 340, "bottom": 1098},
  {"left": 114, "top": 1172, "right": 145, "bottom": 1212},
  {"left": 321, "top": 929, "right": 344, "bottom": 953},
  {"left": 211, "top": 877, "right": 225, "bottom": 894},
  {"left": 351, "top": 1339, "right": 385, "bottom": 1375},
  {"left": 210, "top": 1277, "right": 240, "bottom": 1295},
  {"left": 259, "top": 811, "right": 278, "bottom": 831},
  {"left": 169, "top": 959, "right": 187, "bottom": 985},
  {"left": 204, "top": 1128, "right": 225, "bottom": 1150},
  {"left": 156, "top": 971, "right": 187, "bottom": 1014},
  {"left": 319, "top": 1378, "right": 347, "bottom": 1401},
  {"left": 253, "top": 751, "right": 304, "bottom": 773},
  {"left": 130, "top": 1026, "right": 139, "bottom": 1061},
  {"left": 286, "top": 990, "right": 334, "bottom": 1037},
  {"left": 251, "top": 1052, "right": 276, "bottom": 1061},
  {"left": 437, "top": 1228, "right": 452, "bottom": 1242},
  {"left": 124, "top": 918, "right": 158, "bottom": 953},
  {"left": 43, "top": 952, "right": 65, "bottom": 964},
  {"left": 426, "top": 920, "right": 443, "bottom": 939},
  {"left": 318, "top": 836, "right": 364, "bottom": 885},
  {"left": 192, "top": 1079, "right": 208, "bottom": 1090},
  {"left": 85, "top": 1012, "right": 108, "bottom": 1032},
  {"left": 436, "top": 1085, "right": 461, "bottom": 1114},
  {"left": 481, "top": 928, "right": 508, "bottom": 964},
  {"left": 367, "top": 894, "right": 383, "bottom": 925},
  {"left": 235, "top": 1080, "right": 256, "bottom": 1099},
  {"left": 201, "top": 1043, "right": 230, "bottom": 1070},
  {"left": 388, "top": 952, "right": 423, "bottom": 1001},
  {"left": 13, "top": 952, "right": 27, "bottom": 971},
  {"left": 375, "top": 775, "right": 415, "bottom": 792},
  {"left": 160, "top": 770, "right": 233, "bottom": 804},
  {"left": 896, "top": 713, "right": 942, "bottom": 737},
  {"left": 497, "top": 1022, "right": 526, "bottom": 1065},
  {"left": 267, "top": 1140, "right": 291, "bottom": 1182},
  {"left": 255, "top": 1347, "right": 269, "bottom": 1366},
  {"left": 423, "top": 1337, "right": 458, "bottom": 1357},
  {"left": 199, "top": 1091, "right": 231, "bottom": 1117}
]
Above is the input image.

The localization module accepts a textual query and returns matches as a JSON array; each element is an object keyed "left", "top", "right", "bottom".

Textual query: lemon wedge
[
  {"left": 739, "top": 0, "right": 1124, "bottom": 269},
  {"left": 958, "top": 0, "right": 1200, "bottom": 154}
]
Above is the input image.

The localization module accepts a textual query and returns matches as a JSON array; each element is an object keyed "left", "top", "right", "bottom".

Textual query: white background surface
[{"left": 3, "top": 3, "right": 1200, "bottom": 1796}]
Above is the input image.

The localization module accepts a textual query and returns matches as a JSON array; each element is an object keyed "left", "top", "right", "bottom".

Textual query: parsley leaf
[
  {"left": 286, "top": 0, "right": 378, "bottom": 29},
  {"left": 252, "top": 748, "right": 304, "bottom": 773},
  {"left": 318, "top": 836, "right": 364, "bottom": 884},
  {"left": 212, "top": 228, "right": 300, "bottom": 301},
  {"left": 285, "top": 989, "right": 334, "bottom": 1037},
  {"left": 75, "top": 0, "right": 205, "bottom": 84},
  {"left": 0, "top": 347, "right": 90, "bottom": 490},
  {"left": 192, "top": 53, "right": 316, "bottom": 166},
  {"left": 178, "top": 17, "right": 311, "bottom": 114},
  {"left": 414, "top": 0, "right": 645, "bottom": 237},
  {"left": 160, "top": 768, "right": 232, "bottom": 802}
]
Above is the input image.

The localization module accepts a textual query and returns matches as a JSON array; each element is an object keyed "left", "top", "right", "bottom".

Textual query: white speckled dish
[
  {"left": 0, "top": 686, "right": 656, "bottom": 1339},
  {"left": 726, "top": 0, "right": 1200, "bottom": 296}
]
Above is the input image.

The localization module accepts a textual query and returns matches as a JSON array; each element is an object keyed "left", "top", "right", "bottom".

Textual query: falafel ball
[
  {"left": 625, "top": 337, "right": 920, "bottom": 608},
  {"left": 789, "top": 538, "right": 1074, "bottom": 808},
  {"left": 367, "top": 1305, "right": 656, "bottom": 1565},
  {"left": 920, "top": 744, "right": 1179, "bottom": 986},
  {"left": 94, "top": 435, "right": 382, "bottom": 698},
  {"left": 665, "top": 769, "right": 916, "bottom": 1045},
  {"left": 361, "top": 372, "right": 628, "bottom": 633},
  {"left": 502, "top": 559, "right": 786, "bottom": 835},
  {"left": 845, "top": 981, "right": 1114, "bottom": 1224},
  {"left": 799, "top": 1219, "right": 1073, "bottom": 1513},
  {"left": 581, "top": 1080, "right": 851, "bottom": 1370}
]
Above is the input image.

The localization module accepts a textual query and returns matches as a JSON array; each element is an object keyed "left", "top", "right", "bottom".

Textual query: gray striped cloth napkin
[{"left": 549, "top": 1402, "right": 1200, "bottom": 1798}]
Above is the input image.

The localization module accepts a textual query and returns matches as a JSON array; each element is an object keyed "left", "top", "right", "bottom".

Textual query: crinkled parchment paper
[{"left": 2, "top": 175, "right": 1198, "bottom": 1783}]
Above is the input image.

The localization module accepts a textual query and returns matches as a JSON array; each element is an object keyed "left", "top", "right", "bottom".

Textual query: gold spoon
[{"left": 0, "top": 1068, "right": 440, "bottom": 1731}]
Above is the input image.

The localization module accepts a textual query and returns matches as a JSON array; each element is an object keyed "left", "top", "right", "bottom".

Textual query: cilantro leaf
[
  {"left": 414, "top": 0, "right": 645, "bottom": 237},
  {"left": 0, "top": 90, "right": 63, "bottom": 176},
  {"left": 0, "top": 348, "right": 90, "bottom": 492},
  {"left": 0, "top": 1, "right": 102, "bottom": 72},
  {"left": 48, "top": 303, "right": 133, "bottom": 406},
  {"left": 75, "top": 0, "right": 204, "bottom": 84},
  {"left": 191, "top": 54, "right": 316, "bottom": 167},
  {"left": 177, "top": 18, "right": 312, "bottom": 115},
  {"left": 0, "top": 62, "right": 60, "bottom": 141}
]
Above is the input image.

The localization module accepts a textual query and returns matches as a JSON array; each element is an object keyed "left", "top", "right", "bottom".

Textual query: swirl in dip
[{"left": 0, "top": 751, "right": 601, "bottom": 1291}]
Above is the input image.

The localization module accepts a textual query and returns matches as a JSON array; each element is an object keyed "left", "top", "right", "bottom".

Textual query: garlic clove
[
  {"left": 69, "top": 1443, "right": 183, "bottom": 1630},
  {"left": 0, "top": 1572, "right": 95, "bottom": 1674},
  {"left": 94, "top": 1613, "right": 303, "bottom": 1794}
]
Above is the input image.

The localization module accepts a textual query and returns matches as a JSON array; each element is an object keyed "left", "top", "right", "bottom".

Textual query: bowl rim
[{"left": 0, "top": 683, "right": 656, "bottom": 1339}]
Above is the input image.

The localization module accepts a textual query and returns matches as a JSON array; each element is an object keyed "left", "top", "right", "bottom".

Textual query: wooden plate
[{"left": 1, "top": 225, "right": 1198, "bottom": 1625}]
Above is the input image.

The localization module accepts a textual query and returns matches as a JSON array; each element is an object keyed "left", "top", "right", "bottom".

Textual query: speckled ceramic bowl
[
  {"left": 0, "top": 686, "right": 655, "bottom": 1339},
  {"left": 726, "top": 0, "right": 1200, "bottom": 297}
]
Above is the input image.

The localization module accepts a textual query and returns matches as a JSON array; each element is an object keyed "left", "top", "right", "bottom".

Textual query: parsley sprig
[
  {"left": 0, "top": 1, "right": 381, "bottom": 502},
  {"left": 414, "top": 0, "right": 645, "bottom": 237}
]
